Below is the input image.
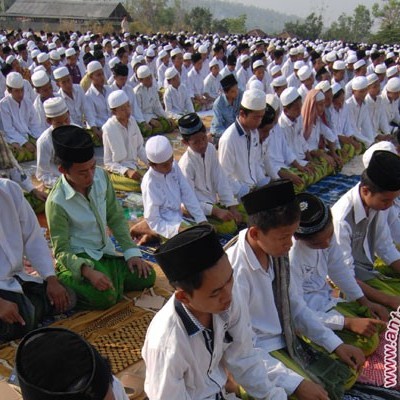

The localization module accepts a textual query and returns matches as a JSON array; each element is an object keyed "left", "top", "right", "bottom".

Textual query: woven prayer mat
[{"left": 0, "top": 285, "right": 172, "bottom": 380}]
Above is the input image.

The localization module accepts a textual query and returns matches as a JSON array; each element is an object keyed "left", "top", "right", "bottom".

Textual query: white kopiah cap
[
  {"left": 352, "top": 76, "right": 368, "bottom": 90},
  {"left": 374, "top": 63, "right": 387, "bottom": 74},
  {"left": 6, "top": 72, "right": 24, "bottom": 89},
  {"left": 65, "top": 48, "right": 76, "bottom": 57},
  {"left": 241, "top": 89, "right": 266, "bottom": 111},
  {"left": 43, "top": 97, "right": 68, "bottom": 118},
  {"left": 315, "top": 80, "right": 331, "bottom": 93},
  {"left": 367, "top": 73, "right": 379, "bottom": 86},
  {"left": 108, "top": 90, "right": 129, "bottom": 109},
  {"left": 331, "top": 82, "right": 343, "bottom": 96},
  {"left": 87, "top": 61, "right": 103, "bottom": 75},
  {"left": 387, "top": 66, "right": 398, "bottom": 78},
  {"left": 37, "top": 52, "right": 50, "bottom": 63},
  {"left": 53, "top": 66, "right": 70, "bottom": 80},
  {"left": 248, "top": 80, "right": 264, "bottom": 92},
  {"left": 386, "top": 77, "right": 400, "bottom": 92},
  {"left": 266, "top": 93, "right": 280, "bottom": 111},
  {"left": 297, "top": 65, "right": 312, "bottom": 81},
  {"left": 137, "top": 65, "right": 151, "bottom": 79},
  {"left": 31, "top": 70, "right": 49, "bottom": 88},
  {"left": 165, "top": 66, "right": 178, "bottom": 80},
  {"left": 280, "top": 87, "right": 300, "bottom": 106},
  {"left": 145, "top": 135, "right": 173, "bottom": 164}
]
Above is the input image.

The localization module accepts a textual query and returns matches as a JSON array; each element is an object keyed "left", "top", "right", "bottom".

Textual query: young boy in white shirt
[
  {"left": 142, "top": 224, "right": 287, "bottom": 400},
  {"left": 332, "top": 150, "right": 400, "bottom": 311},
  {"left": 178, "top": 113, "right": 242, "bottom": 234},
  {"left": 102, "top": 90, "right": 147, "bottom": 192},
  {"left": 290, "top": 192, "right": 387, "bottom": 356},
  {"left": 130, "top": 135, "right": 207, "bottom": 244},
  {"left": 227, "top": 181, "right": 365, "bottom": 400}
]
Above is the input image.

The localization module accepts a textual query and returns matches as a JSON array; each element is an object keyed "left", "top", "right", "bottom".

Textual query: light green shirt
[{"left": 46, "top": 167, "right": 141, "bottom": 280}]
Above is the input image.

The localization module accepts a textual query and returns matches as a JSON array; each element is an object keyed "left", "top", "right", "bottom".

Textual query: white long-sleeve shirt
[
  {"left": 364, "top": 94, "right": 392, "bottom": 135},
  {"left": 142, "top": 294, "right": 286, "bottom": 400},
  {"left": 329, "top": 104, "right": 360, "bottom": 140},
  {"left": 345, "top": 96, "right": 376, "bottom": 147},
  {"left": 203, "top": 73, "right": 221, "bottom": 99},
  {"left": 187, "top": 67, "right": 205, "bottom": 98},
  {"left": 278, "top": 113, "right": 309, "bottom": 166},
  {"left": 227, "top": 229, "right": 343, "bottom": 395},
  {"left": 263, "top": 125, "right": 297, "bottom": 179},
  {"left": 163, "top": 83, "right": 194, "bottom": 120},
  {"left": 289, "top": 237, "right": 364, "bottom": 330},
  {"left": 102, "top": 115, "right": 147, "bottom": 176},
  {"left": 305, "top": 117, "right": 338, "bottom": 151},
  {"left": 58, "top": 84, "right": 93, "bottom": 127},
  {"left": 0, "top": 95, "right": 42, "bottom": 145},
  {"left": 141, "top": 162, "right": 206, "bottom": 238},
  {"left": 0, "top": 178, "right": 55, "bottom": 293},
  {"left": 85, "top": 83, "right": 112, "bottom": 127},
  {"left": 332, "top": 183, "right": 400, "bottom": 281},
  {"left": 380, "top": 91, "right": 400, "bottom": 129},
  {"left": 134, "top": 83, "right": 167, "bottom": 123},
  {"left": 33, "top": 95, "right": 51, "bottom": 133},
  {"left": 179, "top": 143, "right": 238, "bottom": 216},
  {"left": 35, "top": 125, "right": 60, "bottom": 188},
  {"left": 218, "top": 119, "right": 270, "bottom": 199}
]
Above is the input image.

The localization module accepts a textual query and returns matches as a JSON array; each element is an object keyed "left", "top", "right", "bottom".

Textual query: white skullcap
[
  {"left": 346, "top": 54, "right": 358, "bottom": 64},
  {"left": 31, "top": 70, "right": 49, "bottom": 88},
  {"left": 58, "top": 47, "right": 66, "bottom": 56},
  {"left": 367, "top": 73, "right": 379, "bottom": 86},
  {"left": 352, "top": 76, "right": 368, "bottom": 90},
  {"left": 374, "top": 63, "right": 387, "bottom": 74},
  {"left": 252, "top": 60, "right": 264, "bottom": 70},
  {"left": 145, "top": 135, "right": 173, "bottom": 164},
  {"left": 146, "top": 48, "right": 155, "bottom": 58},
  {"left": 111, "top": 39, "right": 119, "bottom": 48},
  {"left": 387, "top": 66, "right": 398, "bottom": 78},
  {"left": 209, "top": 58, "right": 219, "bottom": 68},
  {"left": 48, "top": 43, "right": 56, "bottom": 51},
  {"left": 333, "top": 60, "right": 346, "bottom": 70},
  {"left": 241, "top": 89, "right": 266, "bottom": 111},
  {"left": 272, "top": 76, "right": 287, "bottom": 87},
  {"left": 124, "top": 32, "right": 130, "bottom": 38},
  {"left": 102, "top": 39, "right": 111, "bottom": 47},
  {"left": 280, "top": 87, "right": 300, "bottom": 107},
  {"left": 53, "top": 66, "right": 70, "bottom": 80},
  {"left": 31, "top": 49, "right": 40, "bottom": 59},
  {"left": 386, "top": 77, "right": 400, "bottom": 92},
  {"left": 354, "top": 59, "right": 366, "bottom": 70},
  {"left": 171, "top": 48, "right": 182, "bottom": 58},
  {"left": 386, "top": 51, "right": 395, "bottom": 60},
  {"left": 266, "top": 93, "right": 280, "bottom": 111},
  {"left": 294, "top": 60, "right": 305, "bottom": 70},
  {"left": 52, "top": 36, "right": 59, "bottom": 43},
  {"left": 131, "top": 55, "right": 144, "bottom": 68},
  {"left": 135, "top": 45, "right": 144, "bottom": 54},
  {"left": 37, "top": 52, "right": 50, "bottom": 64},
  {"left": 158, "top": 50, "right": 168, "bottom": 59},
  {"left": 6, "top": 55, "right": 15, "bottom": 65},
  {"left": 34, "top": 65, "right": 46, "bottom": 74},
  {"left": 363, "top": 141, "right": 397, "bottom": 168},
  {"left": 240, "top": 54, "right": 250, "bottom": 64},
  {"left": 6, "top": 72, "right": 24, "bottom": 89},
  {"left": 43, "top": 97, "right": 68, "bottom": 118},
  {"left": 248, "top": 80, "right": 264, "bottom": 91},
  {"left": 314, "top": 81, "right": 329, "bottom": 94},
  {"left": 65, "top": 48, "right": 76, "bottom": 57},
  {"left": 198, "top": 45, "right": 208, "bottom": 54},
  {"left": 108, "top": 90, "right": 129, "bottom": 109},
  {"left": 137, "top": 65, "right": 151, "bottom": 79},
  {"left": 331, "top": 82, "right": 343, "bottom": 96},
  {"left": 289, "top": 47, "right": 299, "bottom": 56},
  {"left": 183, "top": 52, "right": 192, "bottom": 60},
  {"left": 298, "top": 65, "right": 312, "bottom": 81},
  {"left": 315, "top": 91, "right": 325, "bottom": 102},
  {"left": 87, "top": 61, "right": 103, "bottom": 75},
  {"left": 270, "top": 65, "right": 281, "bottom": 76},
  {"left": 165, "top": 66, "right": 178, "bottom": 80},
  {"left": 325, "top": 51, "right": 337, "bottom": 62},
  {"left": 109, "top": 56, "right": 120, "bottom": 69},
  {"left": 164, "top": 44, "right": 173, "bottom": 51},
  {"left": 50, "top": 50, "right": 61, "bottom": 61}
]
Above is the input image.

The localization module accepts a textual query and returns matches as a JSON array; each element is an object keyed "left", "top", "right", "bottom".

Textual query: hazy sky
[{"left": 226, "top": 0, "right": 379, "bottom": 24}]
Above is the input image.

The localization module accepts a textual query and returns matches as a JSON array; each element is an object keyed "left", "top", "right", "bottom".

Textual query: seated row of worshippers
[{"left": 3, "top": 137, "right": 400, "bottom": 399}]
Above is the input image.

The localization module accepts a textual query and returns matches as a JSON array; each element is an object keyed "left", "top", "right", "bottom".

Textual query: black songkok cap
[
  {"left": 220, "top": 73, "right": 237, "bottom": 91},
  {"left": 366, "top": 150, "right": 400, "bottom": 191},
  {"left": 242, "top": 180, "right": 295, "bottom": 215},
  {"left": 154, "top": 224, "right": 225, "bottom": 282},
  {"left": 112, "top": 62, "right": 129, "bottom": 77},
  {"left": 296, "top": 193, "right": 329, "bottom": 235},
  {"left": 16, "top": 327, "right": 111, "bottom": 400},
  {"left": 178, "top": 113, "right": 204, "bottom": 136},
  {"left": 52, "top": 125, "right": 94, "bottom": 163}
]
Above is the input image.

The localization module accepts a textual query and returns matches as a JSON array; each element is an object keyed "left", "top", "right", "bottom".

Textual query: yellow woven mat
[{"left": 0, "top": 286, "right": 172, "bottom": 379}]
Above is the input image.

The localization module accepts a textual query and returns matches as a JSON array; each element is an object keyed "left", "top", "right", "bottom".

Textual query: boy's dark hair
[
  {"left": 333, "top": 88, "right": 344, "bottom": 100},
  {"left": 227, "top": 54, "right": 237, "bottom": 66},
  {"left": 170, "top": 270, "right": 204, "bottom": 295},
  {"left": 248, "top": 199, "right": 301, "bottom": 234},
  {"left": 315, "top": 66, "right": 329, "bottom": 81},
  {"left": 54, "top": 155, "right": 73, "bottom": 171},
  {"left": 370, "top": 52, "right": 380, "bottom": 61},
  {"left": 192, "top": 52, "right": 202, "bottom": 64},
  {"left": 259, "top": 105, "right": 276, "bottom": 129},
  {"left": 273, "top": 49, "right": 284, "bottom": 58},
  {"left": 360, "top": 169, "right": 385, "bottom": 193}
]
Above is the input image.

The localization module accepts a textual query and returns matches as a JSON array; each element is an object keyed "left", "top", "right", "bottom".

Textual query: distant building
[{"left": 1, "top": 0, "right": 131, "bottom": 27}]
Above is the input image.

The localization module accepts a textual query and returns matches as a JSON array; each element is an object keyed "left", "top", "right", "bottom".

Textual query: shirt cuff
[{"left": 123, "top": 247, "right": 142, "bottom": 261}]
